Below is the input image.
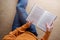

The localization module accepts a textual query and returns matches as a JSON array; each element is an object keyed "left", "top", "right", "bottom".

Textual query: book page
[
  {"left": 26, "top": 6, "right": 44, "bottom": 25},
  {"left": 37, "top": 11, "right": 57, "bottom": 31}
]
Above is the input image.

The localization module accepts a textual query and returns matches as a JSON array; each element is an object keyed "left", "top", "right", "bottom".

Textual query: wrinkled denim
[{"left": 12, "top": 0, "right": 38, "bottom": 36}]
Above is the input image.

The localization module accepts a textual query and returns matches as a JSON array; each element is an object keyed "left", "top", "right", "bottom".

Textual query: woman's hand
[
  {"left": 45, "top": 23, "right": 53, "bottom": 33},
  {"left": 41, "top": 23, "right": 53, "bottom": 40},
  {"left": 21, "top": 21, "right": 32, "bottom": 29}
]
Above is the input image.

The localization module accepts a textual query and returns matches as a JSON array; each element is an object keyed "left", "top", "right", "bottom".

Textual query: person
[
  {"left": 3, "top": 22, "right": 53, "bottom": 40},
  {"left": 3, "top": 0, "right": 53, "bottom": 40},
  {"left": 12, "top": 0, "right": 37, "bottom": 36}
]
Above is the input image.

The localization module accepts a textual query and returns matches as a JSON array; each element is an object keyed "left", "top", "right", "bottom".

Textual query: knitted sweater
[{"left": 3, "top": 22, "right": 38, "bottom": 40}]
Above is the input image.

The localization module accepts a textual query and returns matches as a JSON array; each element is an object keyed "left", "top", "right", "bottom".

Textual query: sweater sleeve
[{"left": 3, "top": 22, "right": 31, "bottom": 40}]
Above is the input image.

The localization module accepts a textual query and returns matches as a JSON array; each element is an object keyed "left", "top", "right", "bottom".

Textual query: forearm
[
  {"left": 3, "top": 22, "right": 31, "bottom": 40},
  {"left": 41, "top": 32, "right": 51, "bottom": 40}
]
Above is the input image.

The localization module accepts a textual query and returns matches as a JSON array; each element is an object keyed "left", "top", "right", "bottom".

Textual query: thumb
[{"left": 22, "top": 21, "right": 32, "bottom": 28}]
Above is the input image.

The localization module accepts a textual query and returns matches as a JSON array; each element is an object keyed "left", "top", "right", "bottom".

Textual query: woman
[{"left": 3, "top": 22, "right": 53, "bottom": 40}]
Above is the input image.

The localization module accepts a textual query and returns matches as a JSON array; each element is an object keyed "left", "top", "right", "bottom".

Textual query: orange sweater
[
  {"left": 3, "top": 22, "right": 51, "bottom": 40},
  {"left": 3, "top": 22, "right": 38, "bottom": 40}
]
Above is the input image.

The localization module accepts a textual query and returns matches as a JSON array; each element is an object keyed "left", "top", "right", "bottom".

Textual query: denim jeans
[{"left": 12, "top": 0, "right": 38, "bottom": 36}]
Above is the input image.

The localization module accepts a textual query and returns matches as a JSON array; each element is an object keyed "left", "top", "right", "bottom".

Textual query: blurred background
[{"left": 0, "top": 0, "right": 60, "bottom": 40}]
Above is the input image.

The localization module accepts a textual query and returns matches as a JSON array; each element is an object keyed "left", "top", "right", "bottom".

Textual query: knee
[{"left": 17, "top": 0, "right": 28, "bottom": 9}]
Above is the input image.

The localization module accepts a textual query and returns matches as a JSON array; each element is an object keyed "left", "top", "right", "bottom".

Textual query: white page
[
  {"left": 26, "top": 6, "right": 44, "bottom": 25},
  {"left": 37, "top": 11, "right": 57, "bottom": 31}
]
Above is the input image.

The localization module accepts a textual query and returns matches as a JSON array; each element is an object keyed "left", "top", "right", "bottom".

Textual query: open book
[{"left": 26, "top": 5, "right": 57, "bottom": 32}]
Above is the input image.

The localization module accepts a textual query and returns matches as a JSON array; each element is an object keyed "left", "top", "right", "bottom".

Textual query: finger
[
  {"left": 26, "top": 21, "right": 32, "bottom": 25},
  {"left": 22, "top": 21, "right": 31, "bottom": 28},
  {"left": 46, "top": 23, "right": 49, "bottom": 30},
  {"left": 46, "top": 23, "right": 51, "bottom": 31}
]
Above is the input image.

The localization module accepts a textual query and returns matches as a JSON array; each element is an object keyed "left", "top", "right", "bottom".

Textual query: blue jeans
[{"left": 12, "top": 0, "right": 38, "bottom": 36}]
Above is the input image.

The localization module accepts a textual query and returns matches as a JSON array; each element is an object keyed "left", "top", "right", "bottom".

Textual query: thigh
[{"left": 17, "top": 0, "right": 28, "bottom": 9}]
